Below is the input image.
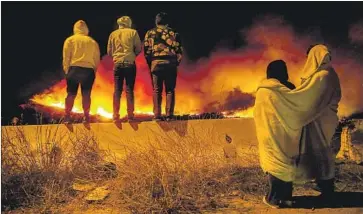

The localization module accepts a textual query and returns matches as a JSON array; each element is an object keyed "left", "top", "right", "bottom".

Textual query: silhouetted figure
[
  {"left": 107, "top": 16, "right": 142, "bottom": 122},
  {"left": 267, "top": 60, "right": 296, "bottom": 89},
  {"left": 264, "top": 59, "right": 295, "bottom": 208},
  {"left": 144, "top": 12, "right": 183, "bottom": 121},
  {"left": 63, "top": 20, "right": 100, "bottom": 124}
]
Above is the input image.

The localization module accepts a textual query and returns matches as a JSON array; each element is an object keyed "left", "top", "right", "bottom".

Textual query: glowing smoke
[{"left": 31, "top": 15, "right": 363, "bottom": 118}]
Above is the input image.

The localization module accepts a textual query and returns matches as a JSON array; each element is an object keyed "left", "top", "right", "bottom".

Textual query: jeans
[
  {"left": 151, "top": 63, "right": 177, "bottom": 117},
  {"left": 113, "top": 63, "right": 136, "bottom": 118},
  {"left": 65, "top": 66, "right": 95, "bottom": 117}
]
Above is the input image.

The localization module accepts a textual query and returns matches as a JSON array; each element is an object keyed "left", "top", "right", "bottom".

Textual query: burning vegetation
[{"left": 23, "top": 16, "right": 363, "bottom": 124}]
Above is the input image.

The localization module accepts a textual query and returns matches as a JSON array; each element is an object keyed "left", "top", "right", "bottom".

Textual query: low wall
[
  {"left": 1, "top": 118, "right": 259, "bottom": 162},
  {"left": 2, "top": 118, "right": 362, "bottom": 164}
]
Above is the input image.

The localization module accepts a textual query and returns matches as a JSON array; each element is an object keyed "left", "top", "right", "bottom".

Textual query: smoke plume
[{"left": 31, "top": 15, "right": 363, "bottom": 118}]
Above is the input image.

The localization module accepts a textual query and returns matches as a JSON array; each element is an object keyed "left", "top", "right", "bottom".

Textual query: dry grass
[
  {"left": 335, "top": 163, "right": 363, "bottom": 191},
  {"left": 2, "top": 122, "right": 363, "bottom": 214},
  {"left": 110, "top": 128, "right": 363, "bottom": 213},
  {"left": 111, "top": 131, "right": 266, "bottom": 213},
  {"left": 1, "top": 124, "right": 266, "bottom": 213},
  {"left": 1, "top": 125, "right": 112, "bottom": 213}
]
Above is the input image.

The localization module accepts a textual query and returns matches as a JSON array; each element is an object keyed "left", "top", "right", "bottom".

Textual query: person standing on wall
[
  {"left": 63, "top": 20, "right": 100, "bottom": 124},
  {"left": 144, "top": 12, "right": 183, "bottom": 121},
  {"left": 108, "top": 16, "right": 142, "bottom": 122}
]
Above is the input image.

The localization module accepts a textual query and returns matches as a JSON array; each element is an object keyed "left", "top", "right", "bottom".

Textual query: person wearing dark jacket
[{"left": 144, "top": 12, "right": 183, "bottom": 121}]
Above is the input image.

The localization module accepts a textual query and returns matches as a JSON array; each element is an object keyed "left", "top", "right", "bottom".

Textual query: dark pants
[
  {"left": 113, "top": 63, "right": 136, "bottom": 118},
  {"left": 65, "top": 66, "right": 95, "bottom": 117},
  {"left": 316, "top": 178, "right": 335, "bottom": 195},
  {"left": 266, "top": 173, "right": 293, "bottom": 204},
  {"left": 151, "top": 63, "right": 177, "bottom": 117}
]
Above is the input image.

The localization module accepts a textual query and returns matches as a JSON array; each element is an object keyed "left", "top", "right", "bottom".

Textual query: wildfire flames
[
  {"left": 30, "top": 53, "right": 256, "bottom": 119},
  {"left": 31, "top": 16, "right": 363, "bottom": 119}
]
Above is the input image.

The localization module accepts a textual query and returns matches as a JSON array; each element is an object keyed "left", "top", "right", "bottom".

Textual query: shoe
[
  {"left": 166, "top": 116, "right": 175, "bottom": 122},
  {"left": 113, "top": 115, "right": 120, "bottom": 123},
  {"left": 63, "top": 115, "right": 71, "bottom": 124},
  {"left": 262, "top": 196, "right": 280, "bottom": 209},
  {"left": 82, "top": 115, "right": 90, "bottom": 124},
  {"left": 153, "top": 116, "right": 162, "bottom": 121},
  {"left": 279, "top": 200, "right": 295, "bottom": 208},
  {"left": 128, "top": 117, "right": 139, "bottom": 122}
]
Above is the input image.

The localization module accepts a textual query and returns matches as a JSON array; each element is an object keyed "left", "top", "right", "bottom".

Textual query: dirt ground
[
  {"left": 8, "top": 189, "right": 361, "bottom": 214},
  {"left": 4, "top": 163, "right": 362, "bottom": 214},
  {"left": 50, "top": 195, "right": 363, "bottom": 214}
]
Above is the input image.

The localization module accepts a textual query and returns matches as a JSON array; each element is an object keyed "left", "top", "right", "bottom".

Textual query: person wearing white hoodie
[
  {"left": 62, "top": 20, "right": 100, "bottom": 124},
  {"left": 107, "top": 16, "right": 142, "bottom": 122}
]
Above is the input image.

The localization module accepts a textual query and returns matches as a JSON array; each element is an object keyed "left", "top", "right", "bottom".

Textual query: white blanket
[{"left": 254, "top": 45, "right": 341, "bottom": 182}]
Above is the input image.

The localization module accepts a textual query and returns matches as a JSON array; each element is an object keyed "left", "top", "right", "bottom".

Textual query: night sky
[{"left": 2, "top": 1, "right": 363, "bottom": 122}]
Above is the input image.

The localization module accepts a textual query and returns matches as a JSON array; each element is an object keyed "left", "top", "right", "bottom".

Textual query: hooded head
[
  {"left": 117, "top": 16, "right": 132, "bottom": 28},
  {"left": 73, "top": 20, "right": 89, "bottom": 35},
  {"left": 301, "top": 44, "right": 331, "bottom": 80}
]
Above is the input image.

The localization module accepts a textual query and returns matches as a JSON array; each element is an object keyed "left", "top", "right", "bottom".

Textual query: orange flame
[
  {"left": 30, "top": 54, "right": 256, "bottom": 119},
  {"left": 31, "top": 16, "right": 363, "bottom": 119}
]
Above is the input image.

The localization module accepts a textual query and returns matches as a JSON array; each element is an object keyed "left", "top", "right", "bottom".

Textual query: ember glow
[
  {"left": 31, "top": 16, "right": 363, "bottom": 119},
  {"left": 30, "top": 51, "right": 257, "bottom": 119}
]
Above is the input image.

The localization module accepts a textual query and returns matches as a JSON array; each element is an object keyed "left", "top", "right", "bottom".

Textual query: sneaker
[
  {"left": 166, "top": 116, "right": 175, "bottom": 122},
  {"left": 262, "top": 196, "right": 280, "bottom": 209},
  {"left": 82, "top": 115, "right": 90, "bottom": 124},
  {"left": 153, "top": 116, "right": 162, "bottom": 121},
  {"left": 113, "top": 115, "right": 120, "bottom": 123},
  {"left": 128, "top": 117, "right": 139, "bottom": 122},
  {"left": 63, "top": 115, "right": 71, "bottom": 124}
]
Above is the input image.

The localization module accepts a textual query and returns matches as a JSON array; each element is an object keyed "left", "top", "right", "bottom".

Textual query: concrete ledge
[
  {"left": 4, "top": 118, "right": 361, "bottom": 164},
  {"left": 1, "top": 118, "right": 259, "bottom": 161}
]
